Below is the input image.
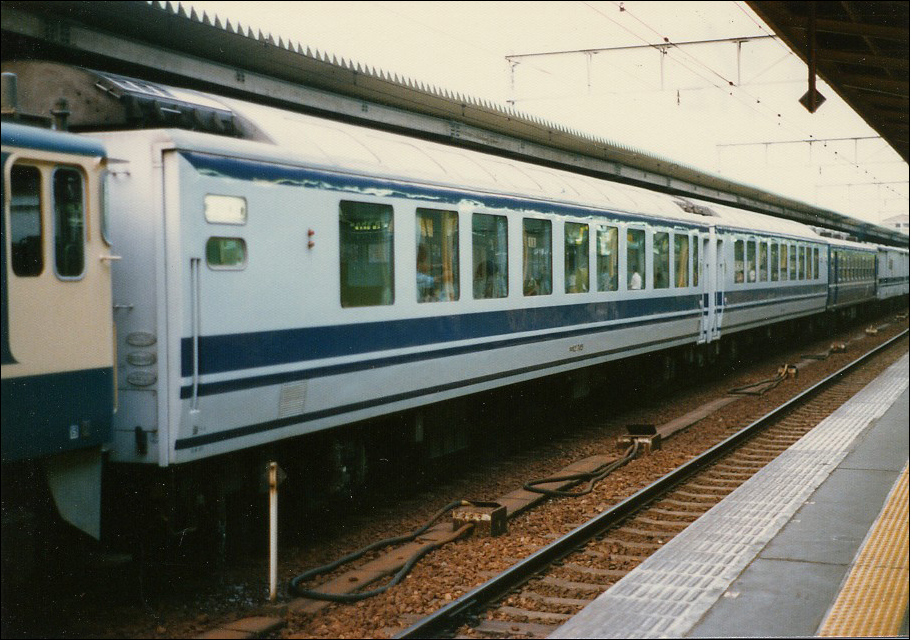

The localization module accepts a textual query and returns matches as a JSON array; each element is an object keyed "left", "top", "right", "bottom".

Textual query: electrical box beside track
[
  {"left": 618, "top": 424, "right": 661, "bottom": 455},
  {"left": 452, "top": 501, "right": 507, "bottom": 537}
]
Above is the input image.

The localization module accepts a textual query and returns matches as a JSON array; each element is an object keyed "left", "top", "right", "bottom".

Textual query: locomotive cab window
[
  {"left": 416, "top": 208, "right": 459, "bottom": 303},
  {"left": 340, "top": 200, "right": 395, "bottom": 307},
  {"left": 523, "top": 218, "right": 552, "bottom": 296},
  {"left": 626, "top": 228, "right": 645, "bottom": 290},
  {"left": 565, "top": 222, "right": 589, "bottom": 294},
  {"left": 9, "top": 164, "right": 43, "bottom": 277},
  {"left": 596, "top": 225, "right": 618, "bottom": 292},
  {"left": 53, "top": 167, "right": 86, "bottom": 279},
  {"left": 473, "top": 213, "right": 508, "bottom": 299}
]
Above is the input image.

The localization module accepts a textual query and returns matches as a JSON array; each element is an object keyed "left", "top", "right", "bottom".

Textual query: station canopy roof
[{"left": 748, "top": 1, "right": 908, "bottom": 164}]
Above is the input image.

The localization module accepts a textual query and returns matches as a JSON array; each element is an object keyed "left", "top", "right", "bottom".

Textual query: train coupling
[
  {"left": 452, "top": 501, "right": 507, "bottom": 537},
  {"left": 617, "top": 424, "right": 661, "bottom": 455},
  {"left": 778, "top": 364, "right": 798, "bottom": 379}
]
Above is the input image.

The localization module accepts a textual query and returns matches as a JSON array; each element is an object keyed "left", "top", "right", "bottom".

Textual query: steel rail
[{"left": 395, "top": 328, "right": 908, "bottom": 639}]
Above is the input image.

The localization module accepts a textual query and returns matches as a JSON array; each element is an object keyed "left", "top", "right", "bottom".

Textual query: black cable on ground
[
  {"left": 288, "top": 500, "right": 471, "bottom": 602},
  {"left": 522, "top": 443, "right": 639, "bottom": 498}
]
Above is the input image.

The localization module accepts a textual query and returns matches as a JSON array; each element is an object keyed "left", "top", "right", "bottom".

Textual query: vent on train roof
[
  {"left": 673, "top": 197, "right": 717, "bottom": 217},
  {"left": 0, "top": 61, "right": 243, "bottom": 136},
  {"left": 93, "top": 71, "right": 237, "bottom": 134}
]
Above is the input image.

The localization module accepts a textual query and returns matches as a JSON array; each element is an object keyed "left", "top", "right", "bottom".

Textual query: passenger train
[{"left": 2, "top": 62, "right": 907, "bottom": 563}]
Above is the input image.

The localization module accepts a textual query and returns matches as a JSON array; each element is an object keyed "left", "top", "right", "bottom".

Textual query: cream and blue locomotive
[{"left": 1, "top": 120, "right": 114, "bottom": 572}]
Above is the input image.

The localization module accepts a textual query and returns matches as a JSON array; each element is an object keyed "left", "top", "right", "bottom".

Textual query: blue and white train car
[
  {"left": 97, "top": 99, "right": 726, "bottom": 469},
  {"left": 826, "top": 236, "right": 878, "bottom": 312},
  {"left": 876, "top": 244, "right": 910, "bottom": 302},
  {"left": 1, "top": 121, "right": 114, "bottom": 544},
  {"left": 695, "top": 201, "right": 829, "bottom": 338}
]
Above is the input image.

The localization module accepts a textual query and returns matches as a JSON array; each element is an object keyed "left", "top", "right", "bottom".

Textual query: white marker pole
[{"left": 269, "top": 461, "right": 278, "bottom": 602}]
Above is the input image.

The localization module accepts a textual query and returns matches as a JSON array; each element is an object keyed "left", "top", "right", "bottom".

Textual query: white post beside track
[{"left": 269, "top": 461, "right": 278, "bottom": 602}]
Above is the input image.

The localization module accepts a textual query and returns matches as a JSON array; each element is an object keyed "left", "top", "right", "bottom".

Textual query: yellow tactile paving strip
[{"left": 818, "top": 462, "right": 909, "bottom": 637}]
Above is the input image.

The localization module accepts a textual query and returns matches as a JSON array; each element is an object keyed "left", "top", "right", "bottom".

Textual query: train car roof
[
  {"left": 825, "top": 235, "right": 883, "bottom": 251},
  {"left": 106, "top": 89, "right": 824, "bottom": 243},
  {"left": 1, "top": 120, "right": 106, "bottom": 159}
]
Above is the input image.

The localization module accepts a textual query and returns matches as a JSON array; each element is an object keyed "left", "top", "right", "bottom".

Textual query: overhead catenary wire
[{"left": 577, "top": 1, "right": 905, "bottom": 204}]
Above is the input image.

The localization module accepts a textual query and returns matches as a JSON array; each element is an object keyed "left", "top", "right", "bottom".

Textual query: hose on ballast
[
  {"left": 289, "top": 499, "right": 471, "bottom": 602},
  {"left": 522, "top": 442, "right": 639, "bottom": 498}
]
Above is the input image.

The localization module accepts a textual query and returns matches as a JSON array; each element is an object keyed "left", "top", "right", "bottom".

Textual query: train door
[{"left": 698, "top": 227, "right": 723, "bottom": 343}]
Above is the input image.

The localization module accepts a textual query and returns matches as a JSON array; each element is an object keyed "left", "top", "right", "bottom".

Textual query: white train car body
[{"left": 98, "top": 102, "right": 729, "bottom": 466}]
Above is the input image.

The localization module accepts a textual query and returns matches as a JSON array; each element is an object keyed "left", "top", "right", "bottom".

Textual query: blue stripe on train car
[
  {"left": 1, "top": 368, "right": 114, "bottom": 463},
  {"left": 174, "top": 323, "right": 689, "bottom": 450},
  {"left": 180, "top": 295, "right": 703, "bottom": 381}
]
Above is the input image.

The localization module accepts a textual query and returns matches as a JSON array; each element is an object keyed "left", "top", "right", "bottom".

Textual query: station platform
[{"left": 550, "top": 353, "right": 909, "bottom": 639}]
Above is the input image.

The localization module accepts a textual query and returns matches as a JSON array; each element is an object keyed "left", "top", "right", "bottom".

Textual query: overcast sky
[{"left": 178, "top": 1, "right": 908, "bottom": 226}]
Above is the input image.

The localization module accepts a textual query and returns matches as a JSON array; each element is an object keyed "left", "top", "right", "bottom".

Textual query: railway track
[{"left": 395, "top": 329, "right": 908, "bottom": 639}]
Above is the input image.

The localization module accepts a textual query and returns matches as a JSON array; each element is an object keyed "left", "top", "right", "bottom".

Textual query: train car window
[
  {"left": 759, "top": 241, "right": 768, "bottom": 281},
  {"left": 746, "top": 240, "right": 757, "bottom": 283},
  {"left": 627, "top": 228, "right": 646, "bottom": 290},
  {"left": 692, "top": 237, "right": 700, "bottom": 287},
  {"left": 340, "top": 200, "right": 395, "bottom": 307},
  {"left": 798, "top": 246, "right": 806, "bottom": 280},
  {"left": 206, "top": 237, "right": 247, "bottom": 269},
  {"left": 9, "top": 165, "right": 43, "bottom": 277},
  {"left": 807, "top": 247, "right": 813, "bottom": 279},
  {"left": 734, "top": 239, "right": 745, "bottom": 283},
  {"left": 596, "top": 225, "right": 618, "bottom": 292},
  {"left": 204, "top": 195, "right": 247, "bottom": 225},
  {"left": 771, "top": 243, "right": 779, "bottom": 281},
  {"left": 780, "top": 243, "right": 788, "bottom": 281},
  {"left": 565, "top": 222, "right": 589, "bottom": 294},
  {"left": 674, "top": 234, "right": 689, "bottom": 287},
  {"left": 416, "top": 208, "right": 459, "bottom": 303},
  {"left": 472, "top": 213, "right": 508, "bottom": 299},
  {"left": 653, "top": 231, "right": 670, "bottom": 289},
  {"left": 789, "top": 243, "right": 797, "bottom": 280},
  {"left": 53, "top": 167, "right": 85, "bottom": 279},
  {"left": 523, "top": 218, "right": 552, "bottom": 296}
]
